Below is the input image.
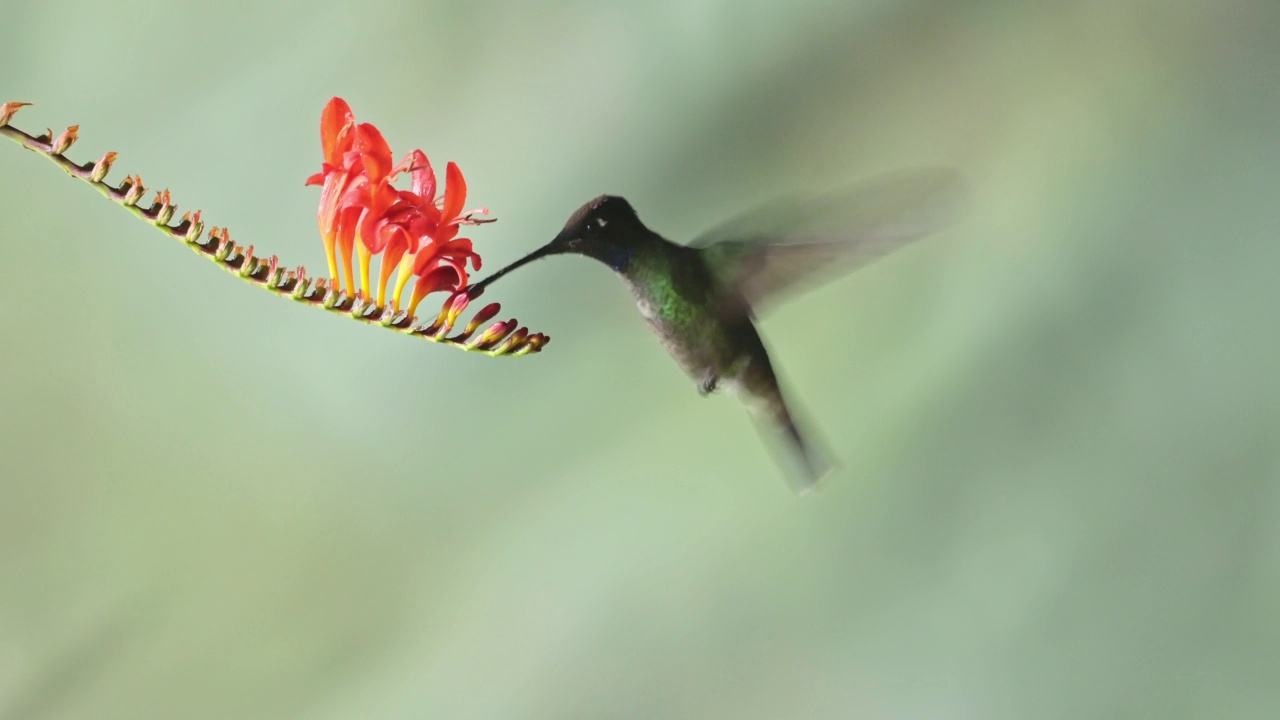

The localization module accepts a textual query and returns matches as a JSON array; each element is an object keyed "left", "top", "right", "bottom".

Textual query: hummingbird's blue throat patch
[{"left": 605, "top": 247, "right": 634, "bottom": 272}]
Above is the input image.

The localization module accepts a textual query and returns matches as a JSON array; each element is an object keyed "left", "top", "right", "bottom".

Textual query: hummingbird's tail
[{"left": 765, "top": 394, "right": 833, "bottom": 494}]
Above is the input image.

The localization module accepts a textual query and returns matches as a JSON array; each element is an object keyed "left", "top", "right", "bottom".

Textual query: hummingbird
[{"left": 470, "top": 168, "right": 966, "bottom": 493}]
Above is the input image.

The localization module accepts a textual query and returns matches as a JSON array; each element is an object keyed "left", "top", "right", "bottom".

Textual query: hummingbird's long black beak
[{"left": 469, "top": 232, "right": 573, "bottom": 293}]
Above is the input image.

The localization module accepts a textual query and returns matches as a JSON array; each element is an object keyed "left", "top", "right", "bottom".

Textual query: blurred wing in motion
[{"left": 691, "top": 167, "right": 969, "bottom": 313}]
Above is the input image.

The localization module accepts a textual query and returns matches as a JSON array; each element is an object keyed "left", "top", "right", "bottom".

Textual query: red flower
[
  {"left": 0, "top": 98, "right": 549, "bottom": 356},
  {"left": 304, "top": 98, "right": 357, "bottom": 292},
  {"left": 306, "top": 97, "right": 492, "bottom": 312},
  {"left": 391, "top": 161, "right": 488, "bottom": 316}
]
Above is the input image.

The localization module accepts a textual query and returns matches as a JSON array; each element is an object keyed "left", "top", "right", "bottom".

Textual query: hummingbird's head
[
  {"left": 470, "top": 194, "right": 648, "bottom": 293},
  {"left": 554, "top": 195, "right": 645, "bottom": 268}
]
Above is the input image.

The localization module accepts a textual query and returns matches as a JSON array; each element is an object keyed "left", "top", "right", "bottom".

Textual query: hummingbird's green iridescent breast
[{"left": 621, "top": 241, "right": 744, "bottom": 382}]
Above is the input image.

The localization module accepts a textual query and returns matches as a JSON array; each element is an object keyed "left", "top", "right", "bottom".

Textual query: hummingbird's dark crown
[
  {"left": 564, "top": 194, "right": 639, "bottom": 232},
  {"left": 557, "top": 194, "right": 651, "bottom": 272}
]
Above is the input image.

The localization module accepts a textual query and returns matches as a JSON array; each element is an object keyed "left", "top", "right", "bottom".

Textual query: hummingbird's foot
[{"left": 698, "top": 375, "right": 719, "bottom": 397}]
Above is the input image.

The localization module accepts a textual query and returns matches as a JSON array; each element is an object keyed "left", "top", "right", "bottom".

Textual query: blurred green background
[{"left": 3, "top": 0, "right": 1278, "bottom": 717}]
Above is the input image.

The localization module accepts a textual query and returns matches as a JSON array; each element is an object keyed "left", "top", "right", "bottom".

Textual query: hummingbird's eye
[{"left": 585, "top": 216, "right": 607, "bottom": 234}]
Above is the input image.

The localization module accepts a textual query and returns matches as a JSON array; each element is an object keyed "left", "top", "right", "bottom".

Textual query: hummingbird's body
[
  {"left": 471, "top": 170, "right": 964, "bottom": 493},
  {"left": 612, "top": 231, "right": 823, "bottom": 480},
  {"left": 606, "top": 224, "right": 819, "bottom": 476},
  {"left": 619, "top": 236, "right": 748, "bottom": 392}
]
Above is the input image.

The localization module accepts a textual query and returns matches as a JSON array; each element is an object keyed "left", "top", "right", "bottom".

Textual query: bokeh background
[{"left": 3, "top": 1, "right": 1279, "bottom": 717}]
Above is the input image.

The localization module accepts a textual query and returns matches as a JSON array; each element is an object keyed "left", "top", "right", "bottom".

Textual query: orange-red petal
[
  {"left": 352, "top": 123, "right": 394, "bottom": 182},
  {"left": 411, "top": 237, "right": 478, "bottom": 277},
  {"left": 317, "top": 171, "right": 353, "bottom": 235},
  {"left": 320, "top": 98, "right": 355, "bottom": 166},
  {"left": 440, "top": 161, "right": 466, "bottom": 222},
  {"left": 407, "top": 265, "right": 466, "bottom": 317},
  {"left": 419, "top": 264, "right": 463, "bottom": 294},
  {"left": 355, "top": 180, "right": 401, "bottom": 253},
  {"left": 402, "top": 149, "right": 436, "bottom": 202}
]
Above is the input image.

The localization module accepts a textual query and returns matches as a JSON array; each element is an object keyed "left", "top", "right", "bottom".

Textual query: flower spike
[{"left": 0, "top": 101, "right": 549, "bottom": 357}]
